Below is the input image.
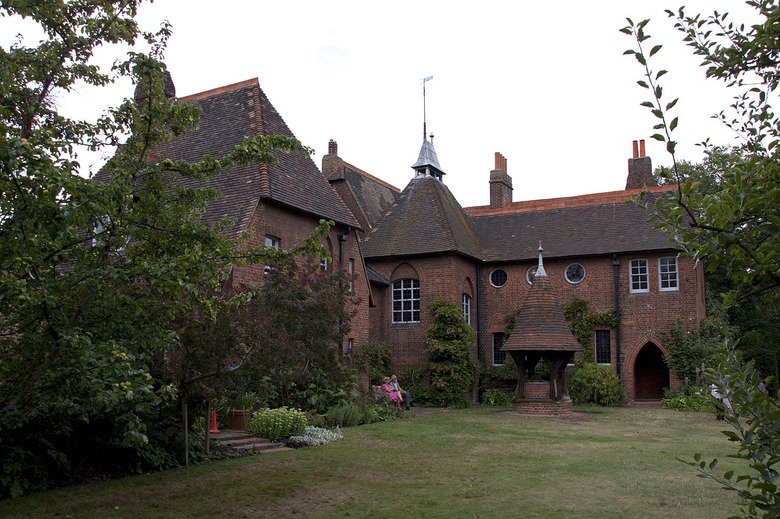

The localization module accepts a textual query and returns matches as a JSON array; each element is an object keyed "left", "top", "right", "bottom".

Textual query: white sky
[{"left": 2, "top": 1, "right": 761, "bottom": 208}]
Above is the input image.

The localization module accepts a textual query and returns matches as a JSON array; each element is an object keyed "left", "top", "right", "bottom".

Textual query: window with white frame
[
  {"left": 492, "top": 332, "right": 506, "bottom": 366},
  {"left": 630, "top": 259, "right": 649, "bottom": 293},
  {"left": 462, "top": 293, "right": 471, "bottom": 325},
  {"left": 658, "top": 256, "right": 679, "bottom": 291},
  {"left": 392, "top": 279, "right": 420, "bottom": 323},
  {"left": 348, "top": 259, "right": 354, "bottom": 293},
  {"left": 320, "top": 256, "right": 328, "bottom": 271},
  {"left": 490, "top": 268, "right": 507, "bottom": 288},
  {"left": 595, "top": 330, "right": 611, "bottom": 364},
  {"left": 265, "top": 235, "right": 280, "bottom": 249}
]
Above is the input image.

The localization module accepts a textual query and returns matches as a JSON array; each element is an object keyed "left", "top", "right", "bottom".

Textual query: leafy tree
[
  {"left": 623, "top": 3, "right": 780, "bottom": 516},
  {"left": 424, "top": 300, "right": 479, "bottom": 408},
  {"left": 0, "top": 0, "right": 308, "bottom": 497}
]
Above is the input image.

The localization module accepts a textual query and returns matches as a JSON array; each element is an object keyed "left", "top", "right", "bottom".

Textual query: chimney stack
[
  {"left": 328, "top": 139, "right": 338, "bottom": 155},
  {"left": 626, "top": 140, "right": 656, "bottom": 190},
  {"left": 489, "top": 152, "right": 513, "bottom": 209}
]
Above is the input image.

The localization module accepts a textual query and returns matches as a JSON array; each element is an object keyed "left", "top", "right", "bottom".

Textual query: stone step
[{"left": 208, "top": 430, "right": 291, "bottom": 453}]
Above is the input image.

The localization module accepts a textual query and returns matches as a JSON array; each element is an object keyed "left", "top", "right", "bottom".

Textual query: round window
[
  {"left": 489, "top": 269, "right": 508, "bottom": 288},
  {"left": 526, "top": 265, "right": 538, "bottom": 285},
  {"left": 565, "top": 263, "right": 585, "bottom": 284}
]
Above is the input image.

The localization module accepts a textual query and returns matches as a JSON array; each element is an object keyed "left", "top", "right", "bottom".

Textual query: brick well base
[{"left": 512, "top": 399, "right": 573, "bottom": 416}]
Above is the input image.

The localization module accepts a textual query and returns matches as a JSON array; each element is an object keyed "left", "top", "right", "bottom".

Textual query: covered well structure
[{"left": 501, "top": 246, "right": 583, "bottom": 416}]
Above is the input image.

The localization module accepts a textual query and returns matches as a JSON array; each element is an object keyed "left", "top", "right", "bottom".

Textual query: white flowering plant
[{"left": 286, "top": 426, "right": 343, "bottom": 448}]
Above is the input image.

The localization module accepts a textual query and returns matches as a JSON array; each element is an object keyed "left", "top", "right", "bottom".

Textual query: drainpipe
[
  {"left": 337, "top": 230, "right": 349, "bottom": 356},
  {"left": 475, "top": 263, "right": 483, "bottom": 403},
  {"left": 612, "top": 255, "right": 622, "bottom": 380}
]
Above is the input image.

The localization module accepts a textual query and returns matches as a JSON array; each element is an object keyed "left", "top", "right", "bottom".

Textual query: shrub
[
  {"left": 570, "top": 364, "right": 625, "bottom": 406},
  {"left": 425, "top": 301, "right": 479, "bottom": 408},
  {"left": 286, "top": 426, "right": 343, "bottom": 448},
  {"left": 324, "top": 402, "right": 365, "bottom": 427},
  {"left": 356, "top": 341, "right": 392, "bottom": 386},
  {"left": 483, "top": 388, "right": 513, "bottom": 406},
  {"left": 246, "top": 407, "right": 307, "bottom": 442},
  {"left": 661, "top": 386, "right": 715, "bottom": 412}
]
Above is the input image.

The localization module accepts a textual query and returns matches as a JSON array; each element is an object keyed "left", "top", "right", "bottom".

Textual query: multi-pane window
[
  {"left": 492, "top": 332, "right": 506, "bottom": 366},
  {"left": 392, "top": 279, "right": 420, "bottom": 323},
  {"left": 462, "top": 293, "right": 471, "bottom": 325},
  {"left": 630, "top": 259, "right": 649, "bottom": 293},
  {"left": 659, "top": 256, "right": 679, "bottom": 291},
  {"left": 595, "top": 330, "right": 611, "bottom": 364},
  {"left": 320, "top": 257, "right": 328, "bottom": 271},
  {"left": 490, "top": 269, "right": 507, "bottom": 288},
  {"left": 265, "top": 235, "right": 280, "bottom": 249}
]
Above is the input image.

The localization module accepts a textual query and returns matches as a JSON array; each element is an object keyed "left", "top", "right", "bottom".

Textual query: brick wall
[
  {"left": 227, "top": 201, "right": 370, "bottom": 359},
  {"left": 366, "top": 253, "right": 479, "bottom": 373},
  {"left": 477, "top": 252, "right": 704, "bottom": 401}
]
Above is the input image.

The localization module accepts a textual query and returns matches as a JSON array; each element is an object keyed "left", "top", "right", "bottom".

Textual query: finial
[{"left": 536, "top": 242, "right": 547, "bottom": 278}]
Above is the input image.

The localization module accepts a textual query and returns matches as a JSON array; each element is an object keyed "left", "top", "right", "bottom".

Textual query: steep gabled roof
[
  {"left": 467, "top": 185, "right": 678, "bottom": 262},
  {"left": 327, "top": 160, "right": 400, "bottom": 230},
  {"left": 131, "top": 78, "right": 359, "bottom": 236},
  {"left": 362, "top": 175, "right": 481, "bottom": 260},
  {"left": 502, "top": 253, "right": 582, "bottom": 353}
]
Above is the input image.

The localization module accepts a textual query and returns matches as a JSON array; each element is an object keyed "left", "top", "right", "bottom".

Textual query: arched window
[
  {"left": 392, "top": 279, "right": 420, "bottom": 323},
  {"left": 462, "top": 293, "right": 471, "bottom": 324}
]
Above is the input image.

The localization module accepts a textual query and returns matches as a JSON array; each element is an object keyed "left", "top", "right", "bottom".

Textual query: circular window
[
  {"left": 565, "top": 263, "right": 585, "bottom": 284},
  {"left": 489, "top": 269, "right": 508, "bottom": 288},
  {"left": 526, "top": 265, "right": 538, "bottom": 285}
]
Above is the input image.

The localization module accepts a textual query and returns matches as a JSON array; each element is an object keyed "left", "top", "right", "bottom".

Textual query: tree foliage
[
  {"left": 0, "top": 0, "right": 312, "bottom": 497},
  {"left": 623, "top": 3, "right": 780, "bottom": 516},
  {"left": 622, "top": 4, "right": 780, "bottom": 307}
]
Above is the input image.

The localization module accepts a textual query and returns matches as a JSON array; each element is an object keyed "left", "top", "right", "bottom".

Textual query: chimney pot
[
  {"left": 632, "top": 140, "right": 639, "bottom": 159},
  {"left": 639, "top": 139, "right": 646, "bottom": 158},
  {"left": 328, "top": 139, "right": 338, "bottom": 155}
]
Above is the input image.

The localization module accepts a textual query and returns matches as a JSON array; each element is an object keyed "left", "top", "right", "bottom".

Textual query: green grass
[{"left": 0, "top": 407, "right": 743, "bottom": 518}]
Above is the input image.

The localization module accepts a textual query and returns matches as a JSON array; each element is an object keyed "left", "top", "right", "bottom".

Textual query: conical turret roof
[{"left": 502, "top": 247, "right": 582, "bottom": 353}]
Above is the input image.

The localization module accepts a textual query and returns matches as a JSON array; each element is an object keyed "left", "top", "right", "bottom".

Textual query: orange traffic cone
[{"left": 209, "top": 410, "right": 220, "bottom": 434}]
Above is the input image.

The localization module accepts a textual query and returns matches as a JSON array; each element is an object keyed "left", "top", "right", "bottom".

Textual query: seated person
[
  {"left": 391, "top": 374, "right": 414, "bottom": 410},
  {"left": 380, "top": 376, "right": 402, "bottom": 411}
]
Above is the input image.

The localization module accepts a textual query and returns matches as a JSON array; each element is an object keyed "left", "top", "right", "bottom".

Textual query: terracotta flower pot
[{"left": 227, "top": 409, "right": 251, "bottom": 431}]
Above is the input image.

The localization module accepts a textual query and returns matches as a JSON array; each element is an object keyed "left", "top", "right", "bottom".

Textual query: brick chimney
[
  {"left": 489, "top": 152, "right": 513, "bottom": 209},
  {"left": 625, "top": 140, "right": 656, "bottom": 190},
  {"left": 322, "top": 139, "right": 343, "bottom": 179}
]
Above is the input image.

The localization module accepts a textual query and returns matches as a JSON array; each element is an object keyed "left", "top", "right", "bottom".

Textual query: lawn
[{"left": 0, "top": 406, "right": 743, "bottom": 518}]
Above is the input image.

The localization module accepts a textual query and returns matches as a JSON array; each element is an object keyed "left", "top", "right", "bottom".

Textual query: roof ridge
[
  {"left": 343, "top": 162, "right": 400, "bottom": 192},
  {"left": 465, "top": 184, "right": 677, "bottom": 216},
  {"left": 178, "top": 78, "right": 259, "bottom": 102}
]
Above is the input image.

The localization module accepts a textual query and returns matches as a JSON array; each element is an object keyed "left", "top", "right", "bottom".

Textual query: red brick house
[
  {"left": 133, "top": 75, "right": 704, "bottom": 402},
  {"left": 328, "top": 136, "right": 705, "bottom": 402}
]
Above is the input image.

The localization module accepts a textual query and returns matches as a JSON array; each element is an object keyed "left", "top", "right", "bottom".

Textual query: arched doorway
[{"left": 634, "top": 342, "right": 669, "bottom": 400}]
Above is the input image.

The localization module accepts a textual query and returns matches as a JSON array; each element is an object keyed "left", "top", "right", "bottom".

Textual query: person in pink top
[{"left": 381, "top": 376, "right": 402, "bottom": 411}]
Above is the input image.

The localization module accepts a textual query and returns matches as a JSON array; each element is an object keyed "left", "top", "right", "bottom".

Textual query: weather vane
[{"left": 422, "top": 75, "right": 433, "bottom": 141}]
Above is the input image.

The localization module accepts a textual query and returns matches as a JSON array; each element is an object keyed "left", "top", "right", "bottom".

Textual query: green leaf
[
  {"left": 666, "top": 98, "right": 679, "bottom": 110},
  {"left": 650, "top": 44, "right": 663, "bottom": 56},
  {"left": 651, "top": 134, "right": 665, "bottom": 141}
]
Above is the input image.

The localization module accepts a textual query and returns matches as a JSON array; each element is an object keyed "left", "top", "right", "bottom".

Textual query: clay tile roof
[
  {"left": 361, "top": 175, "right": 481, "bottom": 260},
  {"left": 329, "top": 162, "right": 400, "bottom": 230},
  {"left": 125, "top": 78, "right": 359, "bottom": 236},
  {"left": 502, "top": 264, "right": 582, "bottom": 353},
  {"left": 467, "top": 186, "right": 678, "bottom": 261}
]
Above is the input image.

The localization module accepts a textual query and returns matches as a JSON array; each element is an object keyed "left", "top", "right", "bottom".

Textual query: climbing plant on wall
[{"left": 562, "top": 299, "right": 617, "bottom": 364}]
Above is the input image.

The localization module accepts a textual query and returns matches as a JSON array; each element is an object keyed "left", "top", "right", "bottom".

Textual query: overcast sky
[{"left": 3, "top": 1, "right": 761, "bottom": 208}]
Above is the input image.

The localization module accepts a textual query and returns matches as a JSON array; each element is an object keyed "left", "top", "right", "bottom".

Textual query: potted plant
[{"left": 226, "top": 392, "right": 262, "bottom": 431}]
